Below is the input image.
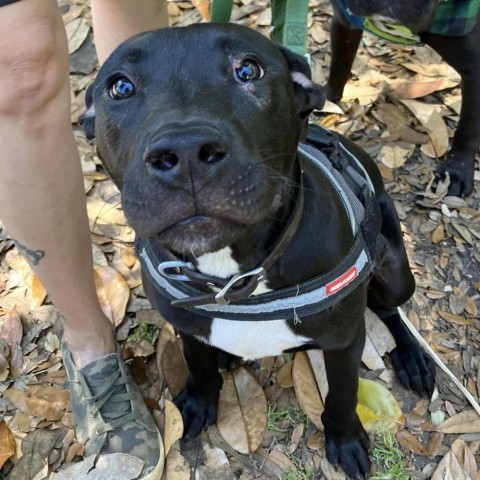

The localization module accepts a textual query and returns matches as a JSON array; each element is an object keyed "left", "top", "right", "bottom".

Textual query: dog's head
[{"left": 82, "top": 24, "right": 324, "bottom": 256}]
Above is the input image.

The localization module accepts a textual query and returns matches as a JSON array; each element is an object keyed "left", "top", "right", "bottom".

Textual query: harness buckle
[
  {"left": 214, "top": 267, "right": 265, "bottom": 305},
  {"left": 158, "top": 260, "right": 195, "bottom": 281}
]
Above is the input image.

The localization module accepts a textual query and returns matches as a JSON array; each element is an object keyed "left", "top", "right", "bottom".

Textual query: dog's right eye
[
  {"left": 233, "top": 59, "right": 264, "bottom": 83},
  {"left": 108, "top": 77, "right": 135, "bottom": 100}
]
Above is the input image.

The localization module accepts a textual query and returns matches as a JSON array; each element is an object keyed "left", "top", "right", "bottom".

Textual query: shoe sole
[{"left": 142, "top": 431, "right": 165, "bottom": 480}]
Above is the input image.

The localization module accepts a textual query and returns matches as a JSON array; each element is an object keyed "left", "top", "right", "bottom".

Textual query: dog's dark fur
[
  {"left": 82, "top": 24, "right": 435, "bottom": 478},
  {"left": 327, "top": 0, "right": 480, "bottom": 197}
]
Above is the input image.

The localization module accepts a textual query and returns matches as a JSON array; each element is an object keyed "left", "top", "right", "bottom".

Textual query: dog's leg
[
  {"left": 421, "top": 25, "right": 480, "bottom": 197},
  {"left": 368, "top": 194, "right": 435, "bottom": 396},
  {"left": 174, "top": 333, "right": 223, "bottom": 438},
  {"left": 326, "top": 12, "right": 363, "bottom": 102},
  {"left": 322, "top": 323, "right": 371, "bottom": 479}
]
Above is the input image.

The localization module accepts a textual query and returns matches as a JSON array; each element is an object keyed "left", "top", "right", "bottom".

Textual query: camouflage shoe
[{"left": 62, "top": 341, "right": 164, "bottom": 479}]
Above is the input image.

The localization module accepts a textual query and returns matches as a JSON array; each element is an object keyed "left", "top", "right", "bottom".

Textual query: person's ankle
[{"left": 63, "top": 325, "right": 116, "bottom": 368}]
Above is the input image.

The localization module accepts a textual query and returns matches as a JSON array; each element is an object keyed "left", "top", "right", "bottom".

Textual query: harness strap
[
  {"left": 210, "top": 0, "right": 233, "bottom": 22},
  {"left": 137, "top": 233, "right": 372, "bottom": 321},
  {"left": 271, "top": 0, "right": 309, "bottom": 55},
  {"left": 210, "top": 0, "right": 309, "bottom": 55}
]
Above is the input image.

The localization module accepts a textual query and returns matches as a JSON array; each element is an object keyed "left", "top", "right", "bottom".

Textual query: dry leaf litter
[{"left": 0, "top": 0, "right": 479, "bottom": 479}]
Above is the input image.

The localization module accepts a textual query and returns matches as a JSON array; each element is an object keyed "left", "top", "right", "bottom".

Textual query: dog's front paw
[
  {"left": 437, "top": 149, "right": 476, "bottom": 197},
  {"left": 174, "top": 386, "right": 219, "bottom": 438},
  {"left": 324, "top": 415, "right": 371, "bottom": 479},
  {"left": 390, "top": 343, "right": 436, "bottom": 397}
]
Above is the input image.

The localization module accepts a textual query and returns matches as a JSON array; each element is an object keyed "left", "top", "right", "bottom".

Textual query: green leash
[
  {"left": 210, "top": 0, "right": 308, "bottom": 55},
  {"left": 210, "top": 0, "right": 234, "bottom": 22}
]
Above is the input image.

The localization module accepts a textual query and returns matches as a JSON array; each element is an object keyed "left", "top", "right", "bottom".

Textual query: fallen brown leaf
[
  {"left": 438, "top": 410, "right": 480, "bottom": 434},
  {"left": 342, "top": 84, "right": 383, "bottom": 105},
  {"left": 163, "top": 448, "right": 190, "bottom": 480},
  {"left": 292, "top": 351, "right": 324, "bottom": 429},
  {"left": 0, "top": 421, "right": 16, "bottom": 469},
  {"left": 431, "top": 439, "right": 477, "bottom": 480},
  {"left": 65, "top": 18, "right": 89, "bottom": 55},
  {"left": 400, "top": 99, "right": 449, "bottom": 158},
  {"left": 120, "top": 247, "right": 137, "bottom": 268},
  {"left": 94, "top": 266, "right": 130, "bottom": 327},
  {"left": 160, "top": 341, "right": 188, "bottom": 398},
  {"left": 425, "top": 431, "right": 444, "bottom": 458},
  {"left": 163, "top": 399, "right": 183, "bottom": 457},
  {"left": 432, "top": 224, "right": 444, "bottom": 244},
  {"left": 395, "top": 429, "right": 427, "bottom": 456},
  {"left": 217, "top": 367, "right": 267, "bottom": 454},
  {"left": 307, "top": 350, "right": 329, "bottom": 401},
  {"left": 268, "top": 450, "right": 293, "bottom": 472},
  {"left": 451, "top": 439, "right": 477, "bottom": 479},
  {"left": 5, "top": 385, "right": 70, "bottom": 422},
  {"left": 379, "top": 144, "right": 414, "bottom": 169},
  {"left": 30, "top": 274, "right": 47, "bottom": 308},
  {"left": 373, "top": 103, "right": 429, "bottom": 145},
  {"left": 277, "top": 361, "right": 294, "bottom": 388},
  {"left": 402, "top": 63, "right": 460, "bottom": 82},
  {"left": 191, "top": 0, "right": 210, "bottom": 20},
  {"left": 286, "top": 423, "right": 304, "bottom": 454},
  {"left": 0, "top": 308, "right": 23, "bottom": 377},
  {"left": 389, "top": 75, "right": 458, "bottom": 100},
  {"left": 0, "top": 350, "right": 9, "bottom": 382},
  {"left": 437, "top": 310, "right": 476, "bottom": 327}
]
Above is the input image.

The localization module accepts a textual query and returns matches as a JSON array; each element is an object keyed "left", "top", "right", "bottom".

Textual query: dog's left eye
[
  {"left": 109, "top": 77, "right": 135, "bottom": 99},
  {"left": 234, "top": 60, "right": 264, "bottom": 83}
]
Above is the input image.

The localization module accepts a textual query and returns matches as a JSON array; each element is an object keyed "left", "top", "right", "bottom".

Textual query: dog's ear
[
  {"left": 78, "top": 83, "right": 96, "bottom": 140},
  {"left": 279, "top": 46, "right": 325, "bottom": 119}
]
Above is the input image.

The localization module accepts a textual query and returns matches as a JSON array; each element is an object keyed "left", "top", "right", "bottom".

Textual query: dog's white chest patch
[
  {"left": 209, "top": 318, "right": 311, "bottom": 360},
  {"left": 195, "top": 248, "right": 312, "bottom": 360}
]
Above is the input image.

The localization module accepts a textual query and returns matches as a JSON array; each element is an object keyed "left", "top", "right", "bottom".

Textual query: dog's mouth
[
  {"left": 153, "top": 215, "right": 245, "bottom": 256},
  {"left": 175, "top": 215, "right": 218, "bottom": 226}
]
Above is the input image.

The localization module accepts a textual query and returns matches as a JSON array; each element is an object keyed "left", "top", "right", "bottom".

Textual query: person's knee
[{"left": 0, "top": 14, "right": 68, "bottom": 117}]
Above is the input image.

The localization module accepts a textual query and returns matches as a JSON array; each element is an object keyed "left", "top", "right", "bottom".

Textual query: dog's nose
[{"left": 144, "top": 127, "right": 227, "bottom": 173}]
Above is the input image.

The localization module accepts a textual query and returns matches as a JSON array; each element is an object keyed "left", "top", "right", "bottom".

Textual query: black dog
[
  {"left": 82, "top": 24, "right": 435, "bottom": 478},
  {"left": 327, "top": 0, "right": 480, "bottom": 197}
]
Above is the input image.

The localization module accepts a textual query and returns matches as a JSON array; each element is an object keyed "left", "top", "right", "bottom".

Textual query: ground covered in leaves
[{"left": 1, "top": 0, "right": 479, "bottom": 479}]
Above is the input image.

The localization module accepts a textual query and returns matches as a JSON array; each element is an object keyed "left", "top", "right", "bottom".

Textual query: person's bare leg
[
  {"left": 91, "top": 0, "right": 168, "bottom": 64},
  {"left": 0, "top": 0, "right": 114, "bottom": 367},
  {"left": 0, "top": 0, "right": 168, "bottom": 369}
]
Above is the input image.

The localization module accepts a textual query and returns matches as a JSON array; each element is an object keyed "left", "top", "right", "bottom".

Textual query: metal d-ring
[{"left": 214, "top": 267, "right": 265, "bottom": 305}]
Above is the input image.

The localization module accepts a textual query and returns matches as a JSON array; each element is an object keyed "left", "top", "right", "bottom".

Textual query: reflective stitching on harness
[{"left": 298, "top": 144, "right": 357, "bottom": 234}]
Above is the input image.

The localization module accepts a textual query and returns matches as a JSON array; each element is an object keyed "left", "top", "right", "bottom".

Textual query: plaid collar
[{"left": 339, "top": 0, "right": 479, "bottom": 41}]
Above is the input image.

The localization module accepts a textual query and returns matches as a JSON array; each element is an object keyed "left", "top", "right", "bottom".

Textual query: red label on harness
[{"left": 326, "top": 266, "right": 358, "bottom": 296}]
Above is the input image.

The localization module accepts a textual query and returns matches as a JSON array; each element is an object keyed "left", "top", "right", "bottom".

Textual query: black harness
[{"left": 136, "top": 125, "right": 386, "bottom": 321}]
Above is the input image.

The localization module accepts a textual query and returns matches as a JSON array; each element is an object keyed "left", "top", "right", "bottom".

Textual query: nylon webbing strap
[
  {"left": 283, "top": 0, "right": 309, "bottom": 55},
  {"left": 210, "top": 0, "right": 234, "bottom": 22},
  {"left": 137, "top": 229, "right": 372, "bottom": 321},
  {"left": 210, "top": 0, "right": 309, "bottom": 55}
]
